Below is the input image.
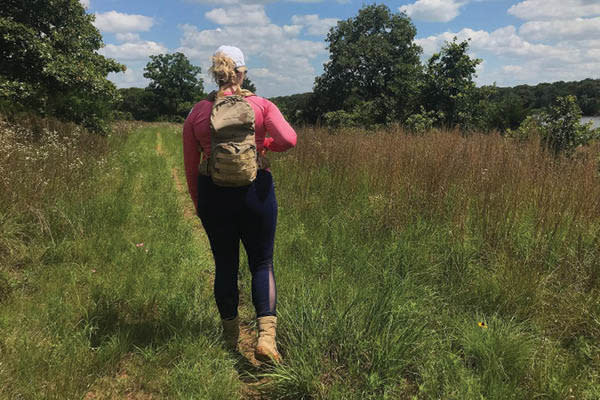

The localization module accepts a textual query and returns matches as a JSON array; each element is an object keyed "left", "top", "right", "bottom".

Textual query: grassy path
[
  {"left": 154, "top": 128, "right": 271, "bottom": 398},
  {"left": 1, "top": 124, "right": 270, "bottom": 399}
]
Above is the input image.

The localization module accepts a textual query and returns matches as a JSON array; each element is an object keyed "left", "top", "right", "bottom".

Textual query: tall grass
[
  {"left": 1, "top": 115, "right": 115, "bottom": 301},
  {"left": 267, "top": 127, "right": 600, "bottom": 399},
  {"left": 0, "top": 120, "right": 240, "bottom": 399},
  {"left": 2, "top": 118, "right": 598, "bottom": 399}
]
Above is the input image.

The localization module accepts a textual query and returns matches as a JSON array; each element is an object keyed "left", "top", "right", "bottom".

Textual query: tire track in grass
[
  {"left": 85, "top": 129, "right": 165, "bottom": 400},
  {"left": 156, "top": 130, "right": 268, "bottom": 399}
]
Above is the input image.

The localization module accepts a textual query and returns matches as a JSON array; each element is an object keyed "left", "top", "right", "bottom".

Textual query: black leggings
[{"left": 197, "top": 170, "right": 277, "bottom": 320}]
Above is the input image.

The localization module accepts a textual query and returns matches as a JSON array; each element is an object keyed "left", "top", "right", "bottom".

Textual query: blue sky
[{"left": 83, "top": 0, "right": 600, "bottom": 97}]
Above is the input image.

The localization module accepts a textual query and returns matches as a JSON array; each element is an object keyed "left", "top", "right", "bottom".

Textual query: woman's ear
[{"left": 237, "top": 70, "right": 245, "bottom": 83}]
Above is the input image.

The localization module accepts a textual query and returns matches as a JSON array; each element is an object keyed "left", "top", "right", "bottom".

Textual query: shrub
[
  {"left": 507, "top": 96, "right": 599, "bottom": 154},
  {"left": 323, "top": 109, "right": 359, "bottom": 128},
  {"left": 323, "top": 101, "right": 389, "bottom": 129},
  {"left": 404, "top": 107, "right": 444, "bottom": 134},
  {"left": 505, "top": 114, "right": 545, "bottom": 142},
  {"left": 541, "top": 95, "right": 599, "bottom": 154}
]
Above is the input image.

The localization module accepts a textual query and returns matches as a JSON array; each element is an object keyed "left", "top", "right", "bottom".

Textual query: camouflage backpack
[{"left": 207, "top": 90, "right": 258, "bottom": 187}]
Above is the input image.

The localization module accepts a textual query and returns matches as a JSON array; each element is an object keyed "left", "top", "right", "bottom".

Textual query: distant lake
[{"left": 582, "top": 117, "right": 600, "bottom": 128}]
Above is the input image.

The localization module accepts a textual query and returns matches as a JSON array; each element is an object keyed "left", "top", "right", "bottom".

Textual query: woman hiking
[{"left": 183, "top": 45, "right": 297, "bottom": 363}]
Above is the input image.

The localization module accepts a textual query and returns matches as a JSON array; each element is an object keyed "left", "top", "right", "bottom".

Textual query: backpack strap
[{"left": 206, "top": 89, "right": 254, "bottom": 102}]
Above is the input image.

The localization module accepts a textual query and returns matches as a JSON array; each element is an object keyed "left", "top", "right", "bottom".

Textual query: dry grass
[
  {"left": 287, "top": 127, "right": 600, "bottom": 326},
  {"left": 268, "top": 126, "right": 600, "bottom": 398},
  {"left": 287, "top": 126, "right": 600, "bottom": 234},
  {"left": 0, "top": 115, "right": 137, "bottom": 301}
]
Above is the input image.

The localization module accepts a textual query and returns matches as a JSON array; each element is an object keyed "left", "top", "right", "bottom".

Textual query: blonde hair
[{"left": 209, "top": 52, "right": 245, "bottom": 98}]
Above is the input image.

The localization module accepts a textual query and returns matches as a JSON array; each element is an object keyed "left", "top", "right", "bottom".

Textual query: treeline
[
  {"left": 2, "top": 2, "right": 599, "bottom": 137},
  {"left": 271, "top": 79, "right": 600, "bottom": 130},
  {"left": 491, "top": 79, "right": 600, "bottom": 117}
]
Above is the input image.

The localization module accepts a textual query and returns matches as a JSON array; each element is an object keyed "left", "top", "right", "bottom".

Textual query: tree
[
  {"left": 484, "top": 90, "right": 528, "bottom": 131},
  {"left": 421, "top": 38, "right": 482, "bottom": 128},
  {"left": 0, "top": 0, "right": 124, "bottom": 132},
  {"left": 116, "top": 88, "right": 156, "bottom": 121},
  {"left": 269, "top": 93, "right": 313, "bottom": 125},
  {"left": 313, "top": 4, "right": 423, "bottom": 125},
  {"left": 143, "top": 52, "right": 204, "bottom": 118},
  {"left": 242, "top": 76, "right": 257, "bottom": 93}
]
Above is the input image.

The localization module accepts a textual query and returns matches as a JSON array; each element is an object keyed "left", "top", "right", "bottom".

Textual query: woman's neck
[{"left": 220, "top": 84, "right": 240, "bottom": 93}]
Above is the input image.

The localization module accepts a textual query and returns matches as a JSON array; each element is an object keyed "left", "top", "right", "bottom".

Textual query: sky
[{"left": 82, "top": 0, "right": 600, "bottom": 98}]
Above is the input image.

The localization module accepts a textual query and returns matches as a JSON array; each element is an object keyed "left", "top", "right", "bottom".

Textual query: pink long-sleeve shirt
[{"left": 183, "top": 93, "right": 297, "bottom": 211}]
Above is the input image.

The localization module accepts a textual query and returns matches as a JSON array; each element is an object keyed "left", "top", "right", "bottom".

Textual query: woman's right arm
[{"left": 183, "top": 112, "right": 200, "bottom": 212}]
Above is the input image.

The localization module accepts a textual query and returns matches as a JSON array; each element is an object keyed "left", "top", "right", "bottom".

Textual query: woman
[{"left": 183, "top": 45, "right": 297, "bottom": 363}]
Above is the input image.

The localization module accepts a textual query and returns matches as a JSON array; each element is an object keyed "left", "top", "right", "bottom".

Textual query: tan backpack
[{"left": 207, "top": 90, "right": 258, "bottom": 187}]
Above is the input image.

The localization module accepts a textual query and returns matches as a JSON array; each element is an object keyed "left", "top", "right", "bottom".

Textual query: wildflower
[
  {"left": 136, "top": 243, "right": 144, "bottom": 247},
  {"left": 478, "top": 321, "right": 488, "bottom": 329}
]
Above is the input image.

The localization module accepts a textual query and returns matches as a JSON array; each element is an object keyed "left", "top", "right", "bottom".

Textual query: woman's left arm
[{"left": 263, "top": 99, "right": 297, "bottom": 152}]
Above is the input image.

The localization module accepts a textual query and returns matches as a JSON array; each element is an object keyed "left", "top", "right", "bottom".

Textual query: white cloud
[
  {"left": 415, "top": 25, "right": 600, "bottom": 86},
  {"left": 108, "top": 67, "right": 149, "bottom": 88},
  {"left": 94, "top": 11, "right": 155, "bottom": 33},
  {"left": 186, "top": 0, "right": 272, "bottom": 4},
  {"left": 519, "top": 17, "right": 600, "bottom": 42},
  {"left": 416, "top": 27, "right": 566, "bottom": 61},
  {"left": 399, "top": 0, "right": 467, "bottom": 22},
  {"left": 283, "top": 25, "right": 303, "bottom": 36},
  {"left": 502, "top": 65, "right": 523, "bottom": 74},
  {"left": 187, "top": 0, "right": 350, "bottom": 4},
  {"left": 80, "top": 0, "right": 90, "bottom": 9},
  {"left": 115, "top": 33, "right": 141, "bottom": 42},
  {"left": 291, "top": 14, "right": 338, "bottom": 36},
  {"left": 100, "top": 41, "right": 168, "bottom": 61},
  {"left": 496, "top": 60, "right": 599, "bottom": 84},
  {"left": 508, "top": 0, "right": 600, "bottom": 21},
  {"left": 177, "top": 4, "right": 327, "bottom": 97},
  {"left": 205, "top": 5, "right": 270, "bottom": 26}
]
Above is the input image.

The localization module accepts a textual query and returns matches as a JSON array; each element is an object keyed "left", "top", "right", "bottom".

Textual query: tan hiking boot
[
  {"left": 222, "top": 316, "right": 239, "bottom": 351},
  {"left": 255, "top": 316, "right": 282, "bottom": 363}
]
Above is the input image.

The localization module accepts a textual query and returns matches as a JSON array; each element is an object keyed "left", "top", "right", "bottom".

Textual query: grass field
[{"left": 1, "top": 119, "right": 599, "bottom": 399}]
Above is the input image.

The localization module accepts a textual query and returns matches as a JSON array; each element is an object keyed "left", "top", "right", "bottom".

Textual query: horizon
[{"left": 84, "top": 0, "right": 600, "bottom": 98}]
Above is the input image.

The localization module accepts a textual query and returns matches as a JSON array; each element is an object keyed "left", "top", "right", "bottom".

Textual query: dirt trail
[{"left": 156, "top": 131, "right": 268, "bottom": 399}]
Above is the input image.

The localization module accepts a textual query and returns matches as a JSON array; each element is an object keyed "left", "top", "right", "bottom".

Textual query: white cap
[{"left": 214, "top": 45, "right": 246, "bottom": 70}]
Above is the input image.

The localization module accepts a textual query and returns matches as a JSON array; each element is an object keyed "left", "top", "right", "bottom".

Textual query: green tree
[
  {"left": 143, "top": 52, "right": 204, "bottom": 118},
  {"left": 0, "top": 0, "right": 124, "bottom": 132},
  {"left": 421, "top": 38, "right": 482, "bottom": 128},
  {"left": 242, "top": 76, "right": 257, "bottom": 93},
  {"left": 491, "top": 79, "right": 600, "bottom": 121},
  {"left": 485, "top": 90, "right": 528, "bottom": 131},
  {"left": 269, "top": 92, "right": 313, "bottom": 125},
  {"left": 116, "top": 88, "right": 156, "bottom": 121},
  {"left": 313, "top": 4, "right": 423, "bottom": 125}
]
